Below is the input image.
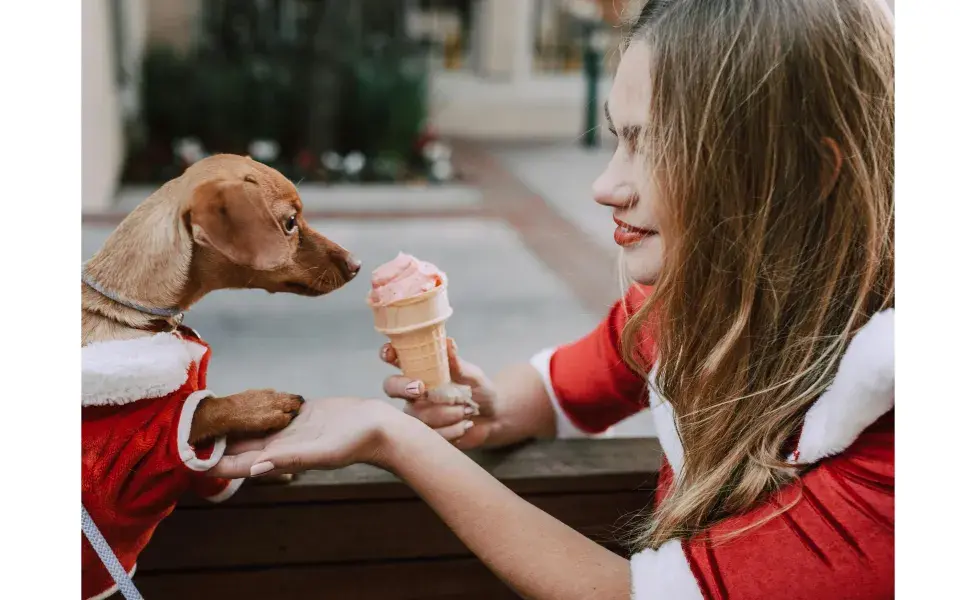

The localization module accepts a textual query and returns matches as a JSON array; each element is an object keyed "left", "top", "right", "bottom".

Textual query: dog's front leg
[{"left": 189, "top": 389, "right": 304, "bottom": 446}]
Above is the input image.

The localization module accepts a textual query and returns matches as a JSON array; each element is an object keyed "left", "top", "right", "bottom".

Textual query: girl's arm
[{"left": 379, "top": 413, "right": 632, "bottom": 600}]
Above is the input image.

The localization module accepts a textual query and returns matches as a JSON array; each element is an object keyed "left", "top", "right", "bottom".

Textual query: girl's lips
[{"left": 612, "top": 217, "right": 657, "bottom": 247}]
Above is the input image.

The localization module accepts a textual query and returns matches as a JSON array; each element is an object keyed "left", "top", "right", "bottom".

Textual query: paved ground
[
  {"left": 82, "top": 142, "right": 654, "bottom": 437},
  {"left": 490, "top": 142, "right": 618, "bottom": 254}
]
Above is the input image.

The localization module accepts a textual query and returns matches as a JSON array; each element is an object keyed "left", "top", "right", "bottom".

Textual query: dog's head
[{"left": 182, "top": 154, "right": 360, "bottom": 297}]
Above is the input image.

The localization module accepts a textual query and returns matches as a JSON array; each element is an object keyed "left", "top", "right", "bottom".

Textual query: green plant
[
  {"left": 131, "top": 1, "right": 436, "bottom": 183},
  {"left": 335, "top": 42, "right": 428, "bottom": 161}
]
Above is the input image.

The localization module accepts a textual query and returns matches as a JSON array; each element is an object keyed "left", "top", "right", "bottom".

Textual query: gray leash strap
[{"left": 82, "top": 504, "right": 144, "bottom": 600}]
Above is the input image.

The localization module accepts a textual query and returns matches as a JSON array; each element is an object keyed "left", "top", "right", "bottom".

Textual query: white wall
[
  {"left": 82, "top": 0, "right": 124, "bottom": 211},
  {"left": 82, "top": 0, "right": 147, "bottom": 211},
  {"left": 430, "top": 71, "right": 611, "bottom": 140}
]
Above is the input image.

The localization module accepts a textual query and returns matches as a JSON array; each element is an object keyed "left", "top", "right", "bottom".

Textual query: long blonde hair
[{"left": 619, "top": 0, "right": 894, "bottom": 549}]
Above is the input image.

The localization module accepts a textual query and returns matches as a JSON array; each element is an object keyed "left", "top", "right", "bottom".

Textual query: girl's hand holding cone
[{"left": 381, "top": 338, "right": 498, "bottom": 450}]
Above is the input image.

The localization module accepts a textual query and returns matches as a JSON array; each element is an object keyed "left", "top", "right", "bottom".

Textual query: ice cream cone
[{"left": 369, "top": 280, "right": 454, "bottom": 389}]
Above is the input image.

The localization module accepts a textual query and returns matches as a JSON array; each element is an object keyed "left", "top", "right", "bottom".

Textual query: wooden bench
[{"left": 134, "top": 438, "right": 662, "bottom": 599}]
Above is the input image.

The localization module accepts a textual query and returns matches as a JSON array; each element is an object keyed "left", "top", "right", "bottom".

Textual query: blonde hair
[{"left": 619, "top": 0, "right": 894, "bottom": 550}]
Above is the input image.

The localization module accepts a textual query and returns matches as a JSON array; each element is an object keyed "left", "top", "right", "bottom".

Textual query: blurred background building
[{"left": 82, "top": 0, "right": 629, "bottom": 210}]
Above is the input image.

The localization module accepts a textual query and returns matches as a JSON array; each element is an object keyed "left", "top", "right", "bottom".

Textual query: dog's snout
[{"left": 343, "top": 254, "right": 362, "bottom": 279}]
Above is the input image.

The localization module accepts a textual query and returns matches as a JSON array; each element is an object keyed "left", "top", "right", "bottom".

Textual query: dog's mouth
[
  {"left": 280, "top": 263, "right": 356, "bottom": 297},
  {"left": 283, "top": 282, "right": 329, "bottom": 297}
]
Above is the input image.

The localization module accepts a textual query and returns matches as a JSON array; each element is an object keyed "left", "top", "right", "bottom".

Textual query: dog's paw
[{"left": 237, "top": 389, "right": 305, "bottom": 434}]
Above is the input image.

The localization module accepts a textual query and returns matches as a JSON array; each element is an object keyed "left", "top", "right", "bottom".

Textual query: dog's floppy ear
[{"left": 188, "top": 178, "right": 291, "bottom": 270}]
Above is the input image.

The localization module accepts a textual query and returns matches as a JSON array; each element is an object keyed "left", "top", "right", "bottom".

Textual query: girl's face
[{"left": 593, "top": 41, "right": 664, "bottom": 285}]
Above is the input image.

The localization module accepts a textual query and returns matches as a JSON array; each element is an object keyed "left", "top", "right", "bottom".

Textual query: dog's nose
[{"left": 344, "top": 255, "right": 362, "bottom": 279}]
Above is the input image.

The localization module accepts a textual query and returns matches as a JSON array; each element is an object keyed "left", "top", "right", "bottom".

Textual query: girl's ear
[{"left": 820, "top": 136, "right": 843, "bottom": 197}]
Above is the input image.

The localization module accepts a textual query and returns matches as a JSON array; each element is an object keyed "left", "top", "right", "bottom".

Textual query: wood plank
[
  {"left": 139, "top": 491, "right": 653, "bottom": 571},
  {"left": 180, "top": 438, "right": 663, "bottom": 506},
  {"left": 135, "top": 557, "right": 520, "bottom": 600}
]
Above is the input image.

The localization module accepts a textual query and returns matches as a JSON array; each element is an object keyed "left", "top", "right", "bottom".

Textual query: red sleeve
[
  {"left": 82, "top": 389, "right": 224, "bottom": 495},
  {"left": 547, "top": 284, "right": 656, "bottom": 433},
  {"left": 189, "top": 473, "right": 244, "bottom": 503},
  {"left": 631, "top": 412, "right": 894, "bottom": 600}
]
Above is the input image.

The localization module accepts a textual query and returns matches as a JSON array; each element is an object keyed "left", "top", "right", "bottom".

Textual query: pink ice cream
[{"left": 368, "top": 253, "right": 445, "bottom": 306}]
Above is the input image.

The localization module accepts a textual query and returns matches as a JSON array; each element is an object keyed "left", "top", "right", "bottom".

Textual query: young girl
[{"left": 214, "top": 0, "right": 895, "bottom": 597}]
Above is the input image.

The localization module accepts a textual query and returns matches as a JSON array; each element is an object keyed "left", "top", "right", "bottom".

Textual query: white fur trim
[
  {"left": 204, "top": 477, "right": 245, "bottom": 503},
  {"left": 792, "top": 309, "right": 895, "bottom": 464},
  {"left": 86, "top": 563, "right": 137, "bottom": 600},
  {"left": 529, "top": 348, "right": 613, "bottom": 439},
  {"left": 631, "top": 540, "right": 704, "bottom": 600},
  {"left": 177, "top": 390, "right": 227, "bottom": 471},
  {"left": 82, "top": 333, "right": 208, "bottom": 406}
]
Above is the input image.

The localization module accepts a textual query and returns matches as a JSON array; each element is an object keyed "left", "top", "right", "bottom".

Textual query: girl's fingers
[
  {"left": 406, "top": 400, "right": 478, "bottom": 428},
  {"left": 446, "top": 338, "right": 487, "bottom": 388},
  {"left": 251, "top": 450, "right": 307, "bottom": 476},
  {"left": 210, "top": 450, "right": 264, "bottom": 479},
  {"left": 379, "top": 344, "right": 400, "bottom": 367},
  {"left": 446, "top": 338, "right": 464, "bottom": 381},
  {"left": 436, "top": 419, "right": 475, "bottom": 442},
  {"left": 383, "top": 375, "right": 426, "bottom": 401},
  {"left": 446, "top": 338, "right": 475, "bottom": 385}
]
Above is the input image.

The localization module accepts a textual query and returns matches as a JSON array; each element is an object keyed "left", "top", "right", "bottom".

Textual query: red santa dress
[
  {"left": 530, "top": 285, "right": 894, "bottom": 599},
  {"left": 81, "top": 327, "right": 243, "bottom": 600}
]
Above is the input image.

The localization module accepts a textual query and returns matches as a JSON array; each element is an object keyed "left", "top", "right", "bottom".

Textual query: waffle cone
[{"left": 369, "top": 281, "right": 453, "bottom": 389}]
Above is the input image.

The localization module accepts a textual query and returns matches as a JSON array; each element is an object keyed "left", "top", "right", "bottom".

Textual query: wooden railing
[{"left": 134, "top": 438, "right": 662, "bottom": 599}]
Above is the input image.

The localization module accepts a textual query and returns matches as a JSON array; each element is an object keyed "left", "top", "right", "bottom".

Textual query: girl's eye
[{"left": 284, "top": 215, "right": 298, "bottom": 234}]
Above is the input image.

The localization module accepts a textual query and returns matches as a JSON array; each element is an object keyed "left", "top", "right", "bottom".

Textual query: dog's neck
[
  {"left": 83, "top": 182, "right": 199, "bottom": 346},
  {"left": 81, "top": 180, "right": 266, "bottom": 346}
]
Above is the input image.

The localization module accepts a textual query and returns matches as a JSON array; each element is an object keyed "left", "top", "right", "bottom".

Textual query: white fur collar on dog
[
  {"left": 649, "top": 309, "right": 894, "bottom": 473},
  {"left": 82, "top": 333, "right": 208, "bottom": 406}
]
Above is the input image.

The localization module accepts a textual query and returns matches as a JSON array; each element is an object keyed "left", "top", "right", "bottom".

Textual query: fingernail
[
  {"left": 380, "top": 346, "right": 391, "bottom": 360},
  {"left": 463, "top": 405, "right": 477, "bottom": 416},
  {"left": 250, "top": 461, "right": 274, "bottom": 477},
  {"left": 405, "top": 381, "right": 424, "bottom": 398},
  {"left": 462, "top": 420, "right": 474, "bottom": 431}
]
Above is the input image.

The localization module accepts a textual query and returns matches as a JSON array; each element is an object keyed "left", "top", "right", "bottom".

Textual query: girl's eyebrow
[
  {"left": 604, "top": 101, "right": 643, "bottom": 145},
  {"left": 619, "top": 126, "right": 643, "bottom": 143}
]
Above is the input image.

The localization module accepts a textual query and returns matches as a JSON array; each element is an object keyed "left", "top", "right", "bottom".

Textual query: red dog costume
[
  {"left": 530, "top": 285, "right": 894, "bottom": 599},
  {"left": 81, "top": 328, "right": 242, "bottom": 600}
]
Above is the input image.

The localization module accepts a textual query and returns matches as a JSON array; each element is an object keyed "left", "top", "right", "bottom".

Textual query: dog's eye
[{"left": 284, "top": 215, "right": 298, "bottom": 234}]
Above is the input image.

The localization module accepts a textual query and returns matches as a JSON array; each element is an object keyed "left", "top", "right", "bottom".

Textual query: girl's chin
[{"left": 622, "top": 253, "right": 662, "bottom": 286}]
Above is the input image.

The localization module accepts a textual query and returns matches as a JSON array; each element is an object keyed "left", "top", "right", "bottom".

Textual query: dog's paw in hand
[
  {"left": 188, "top": 389, "right": 305, "bottom": 448},
  {"left": 237, "top": 389, "right": 305, "bottom": 434}
]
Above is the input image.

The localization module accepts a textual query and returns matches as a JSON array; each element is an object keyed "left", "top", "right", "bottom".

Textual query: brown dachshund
[
  {"left": 82, "top": 154, "right": 360, "bottom": 446},
  {"left": 81, "top": 155, "right": 362, "bottom": 597}
]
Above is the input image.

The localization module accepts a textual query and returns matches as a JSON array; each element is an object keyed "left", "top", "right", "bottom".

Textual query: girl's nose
[{"left": 593, "top": 173, "right": 638, "bottom": 209}]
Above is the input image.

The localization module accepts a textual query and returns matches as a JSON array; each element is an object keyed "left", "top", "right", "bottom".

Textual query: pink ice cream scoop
[{"left": 368, "top": 252, "right": 445, "bottom": 306}]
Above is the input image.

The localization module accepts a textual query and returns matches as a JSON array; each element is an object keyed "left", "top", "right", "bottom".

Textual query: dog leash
[{"left": 82, "top": 504, "right": 144, "bottom": 600}]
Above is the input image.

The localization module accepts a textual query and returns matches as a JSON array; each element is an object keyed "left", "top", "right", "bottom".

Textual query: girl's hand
[
  {"left": 209, "top": 397, "right": 400, "bottom": 479},
  {"left": 381, "top": 338, "right": 499, "bottom": 450}
]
